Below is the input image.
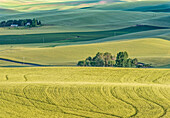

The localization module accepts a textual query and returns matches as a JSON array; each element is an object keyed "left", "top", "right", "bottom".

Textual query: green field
[
  {"left": 0, "top": 67, "right": 170, "bottom": 118},
  {"left": 0, "top": 0, "right": 170, "bottom": 67}
]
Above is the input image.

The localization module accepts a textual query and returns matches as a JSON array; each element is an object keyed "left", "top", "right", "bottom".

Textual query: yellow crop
[{"left": 0, "top": 67, "right": 170, "bottom": 118}]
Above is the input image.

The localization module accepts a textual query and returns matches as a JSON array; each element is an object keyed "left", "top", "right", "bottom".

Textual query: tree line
[
  {"left": 77, "top": 51, "right": 152, "bottom": 68},
  {"left": 0, "top": 18, "right": 41, "bottom": 27}
]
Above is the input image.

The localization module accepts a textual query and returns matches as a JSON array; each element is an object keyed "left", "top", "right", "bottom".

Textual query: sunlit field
[{"left": 0, "top": 67, "right": 170, "bottom": 118}]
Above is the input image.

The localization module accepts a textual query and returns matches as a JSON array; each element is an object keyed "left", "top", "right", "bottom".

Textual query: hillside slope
[
  {"left": 0, "top": 38, "right": 169, "bottom": 67},
  {"left": 0, "top": 1, "right": 169, "bottom": 67}
]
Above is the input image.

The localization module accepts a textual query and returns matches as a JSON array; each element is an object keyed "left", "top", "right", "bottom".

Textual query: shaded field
[
  {"left": 0, "top": 25, "right": 167, "bottom": 45},
  {"left": 0, "top": 67, "right": 170, "bottom": 118}
]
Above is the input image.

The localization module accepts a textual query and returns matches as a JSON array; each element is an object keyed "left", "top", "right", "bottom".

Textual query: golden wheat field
[{"left": 0, "top": 67, "right": 170, "bottom": 118}]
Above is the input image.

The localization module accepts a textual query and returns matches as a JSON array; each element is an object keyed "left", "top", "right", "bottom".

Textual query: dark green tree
[
  {"left": 86, "top": 56, "right": 92, "bottom": 61},
  {"left": 77, "top": 61, "right": 86, "bottom": 66}
]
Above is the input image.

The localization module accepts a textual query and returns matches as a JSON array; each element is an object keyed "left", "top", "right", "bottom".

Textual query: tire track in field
[
  {"left": 136, "top": 88, "right": 167, "bottom": 118},
  {"left": 110, "top": 87, "right": 138, "bottom": 118},
  {"left": 152, "top": 72, "right": 169, "bottom": 83},
  {"left": 45, "top": 86, "right": 93, "bottom": 118},
  {"left": 0, "top": 91, "right": 31, "bottom": 118},
  {"left": 23, "top": 75, "right": 28, "bottom": 82},
  {"left": 149, "top": 88, "right": 168, "bottom": 118},
  {"left": 159, "top": 88, "right": 170, "bottom": 103},
  {"left": 1, "top": 86, "right": 88, "bottom": 118},
  {"left": 22, "top": 85, "right": 89, "bottom": 118},
  {"left": 0, "top": 92, "right": 66, "bottom": 118},
  {"left": 5, "top": 75, "right": 8, "bottom": 81},
  {"left": 100, "top": 86, "right": 133, "bottom": 117},
  {"left": 22, "top": 85, "right": 46, "bottom": 113},
  {"left": 0, "top": 106, "right": 20, "bottom": 118},
  {"left": 78, "top": 89, "right": 103, "bottom": 111},
  {"left": 134, "top": 75, "right": 149, "bottom": 83},
  {"left": 77, "top": 87, "right": 121, "bottom": 118},
  {"left": 100, "top": 86, "right": 112, "bottom": 104}
]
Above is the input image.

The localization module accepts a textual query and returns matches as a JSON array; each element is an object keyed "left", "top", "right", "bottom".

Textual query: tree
[
  {"left": 77, "top": 61, "right": 86, "bottom": 66},
  {"left": 38, "top": 20, "right": 42, "bottom": 25},
  {"left": 86, "top": 56, "right": 92, "bottom": 61},
  {"left": 90, "top": 61, "right": 96, "bottom": 66},
  {"left": 124, "top": 51, "right": 128, "bottom": 59},
  {"left": 85, "top": 60, "right": 90, "bottom": 66},
  {"left": 103, "top": 52, "right": 112, "bottom": 66},
  {"left": 127, "top": 58, "right": 132, "bottom": 67},
  {"left": 95, "top": 58, "right": 104, "bottom": 67},
  {"left": 108, "top": 60, "right": 115, "bottom": 66},
  {"left": 77, "top": 51, "right": 143, "bottom": 68},
  {"left": 93, "top": 52, "right": 104, "bottom": 61},
  {"left": 131, "top": 58, "right": 138, "bottom": 67}
]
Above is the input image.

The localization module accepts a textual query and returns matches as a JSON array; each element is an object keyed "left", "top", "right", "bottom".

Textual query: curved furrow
[
  {"left": 0, "top": 94, "right": 32, "bottom": 107},
  {"left": 159, "top": 88, "right": 170, "bottom": 103},
  {"left": 0, "top": 95, "right": 70, "bottom": 118},
  {"left": 78, "top": 89, "right": 103, "bottom": 111},
  {"left": 134, "top": 75, "right": 149, "bottom": 83},
  {"left": 148, "top": 87, "right": 168, "bottom": 118},
  {"left": 124, "top": 87, "right": 158, "bottom": 116},
  {"left": 23, "top": 75, "right": 28, "bottom": 82},
  {"left": 22, "top": 85, "right": 48, "bottom": 113},
  {"left": 44, "top": 86, "right": 93, "bottom": 118},
  {"left": 119, "top": 71, "right": 129, "bottom": 83},
  {"left": 150, "top": 87, "right": 168, "bottom": 118},
  {"left": 0, "top": 92, "right": 32, "bottom": 118},
  {"left": 152, "top": 72, "right": 169, "bottom": 83},
  {"left": 22, "top": 85, "right": 89, "bottom": 118},
  {"left": 0, "top": 89, "right": 51, "bottom": 114},
  {"left": 136, "top": 87, "right": 167, "bottom": 118},
  {"left": 100, "top": 86, "right": 136, "bottom": 117},
  {"left": 152, "top": 73, "right": 168, "bottom": 83},
  {"left": 5, "top": 75, "right": 8, "bottom": 81},
  {"left": 0, "top": 105, "right": 20, "bottom": 118},
  {"left": 0, "top": 99, "right": 14, "bottom": 116},
  {"left": 100, "top": 86, "right": 112, "bottom": 104},
  {"left": 110, "top": 87, "right": 138, "bottom": 118},
  {"left": 2, "top": 86, "right": 94, "bottom": 118},
  {"left": 77, "top": 87, "right": 121, "bottom": 118},
  {"left": 45, "top": 86, "right": 94, "bottom": 117},
  {"left": 152, "top": 76, "right": 162, "bottom": 83}
]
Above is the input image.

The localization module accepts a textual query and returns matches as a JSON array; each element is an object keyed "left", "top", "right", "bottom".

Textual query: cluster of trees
[
  {"left": 77, "top": 51, "right": 152, "bottom": 68},
  {"left": 0, "top": 18, "right": 41, "bottom": 27},
  {"left": 78, "top": 52, "right": 116, "bottom": 67},
  {"left": 115, "top": 52, "right": 138, "bottom": 67}
]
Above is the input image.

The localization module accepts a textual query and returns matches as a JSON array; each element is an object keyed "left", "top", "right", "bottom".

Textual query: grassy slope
[
  {"left": 0, "top": 9, "right": 170, "bottom": 46},
  {"left": 0, "top": 25, "right": 168, "bottom": 45},
  {"left": 1, "top": 9, "right": 169, "bottom": 33},
  {"left": 0, "top": 1, "right": 170, "bottom": 46},
  {"left": 89, "top": 1, "right": 168, "bottom": 10},
  {"left": 0, "top": 67, "right": 170, "bottom": 118},
  {"left": 0, "top": 38, "right": 169, "bottom": 67},
  {"left": 0, "top": 1, "right": 169, "bottom": 67}
]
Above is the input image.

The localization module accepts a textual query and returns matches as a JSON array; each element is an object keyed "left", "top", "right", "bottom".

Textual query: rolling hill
[
  {"left": 0, "top": 0, "right": 169, "bottom": 67},
  {"left": 0, "top": 38, "right": 169, "bottom": 68},
  {"left": 0, "top": 1, "right": 170, "bottom": 118}
]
